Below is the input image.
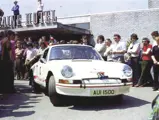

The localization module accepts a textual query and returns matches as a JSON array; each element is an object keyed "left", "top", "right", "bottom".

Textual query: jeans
[
  {"left": 153, "top": 65, "right": 159, "bottom": 89},
  {"left": 137, "top": 60, "right": 153, "bottom": 85},
  {"left": 151, "top": 67, "right": 154, "bottom": 80},
  {"left": 130, "top": 57, "right": 140, "bottom": 86}
]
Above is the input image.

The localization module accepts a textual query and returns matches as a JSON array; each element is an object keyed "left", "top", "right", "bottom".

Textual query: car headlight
[
  {"left": 123, "top": 65, "right": 132, "bottom": 77},
  {"left": 61, "top": 65, "right": 73, "bottom": 78}
]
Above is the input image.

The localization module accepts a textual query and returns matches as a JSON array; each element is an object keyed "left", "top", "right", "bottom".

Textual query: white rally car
[{"left": 30, "top": 44, "right": 132, "bottom": 106}]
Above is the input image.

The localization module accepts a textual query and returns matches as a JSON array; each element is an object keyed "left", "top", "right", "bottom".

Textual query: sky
[{"left": 0, "top": 0, "right": 148, "bottom": 17}]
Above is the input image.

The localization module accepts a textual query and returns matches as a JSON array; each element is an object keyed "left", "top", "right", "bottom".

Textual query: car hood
[{"left": 47, "top": 60, "right": 131, "bottom": 79}]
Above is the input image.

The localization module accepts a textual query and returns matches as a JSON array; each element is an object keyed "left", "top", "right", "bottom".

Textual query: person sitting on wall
[{"left": 11, "top": 1, "right": 20, "bottom": 27}]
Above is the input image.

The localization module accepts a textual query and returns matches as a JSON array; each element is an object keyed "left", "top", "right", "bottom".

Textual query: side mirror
[{"left": 40, "top": 58, "right": 46, "bottom": 64}]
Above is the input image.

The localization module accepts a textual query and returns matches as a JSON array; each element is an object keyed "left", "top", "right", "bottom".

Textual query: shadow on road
[
  {"left": 0, "top": 83, "right": 43, "bottom": 118},
  {"left": 68, "top": 95, "right": 150, "bottom": 111}
]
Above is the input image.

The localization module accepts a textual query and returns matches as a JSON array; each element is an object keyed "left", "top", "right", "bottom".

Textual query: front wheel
[{"left": 48, "top": 76, "right": 63, "bottom": 106}]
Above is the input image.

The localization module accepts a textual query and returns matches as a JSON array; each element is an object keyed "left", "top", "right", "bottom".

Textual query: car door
[{"left": 38, "top": 49, "right": 49, "bottom": 87}]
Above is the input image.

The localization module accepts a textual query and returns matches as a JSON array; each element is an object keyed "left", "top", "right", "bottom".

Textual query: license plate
[{"left": 91, "top": 89, "right": 115, "bottom": 96}]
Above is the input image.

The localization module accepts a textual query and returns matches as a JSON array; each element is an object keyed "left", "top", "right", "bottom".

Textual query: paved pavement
[{"left": 0, "top": 80, "right": 158, "bottom": 120}]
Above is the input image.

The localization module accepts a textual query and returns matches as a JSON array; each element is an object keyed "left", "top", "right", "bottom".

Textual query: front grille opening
[
  {"left": 121, "top": 79, "right": 128, "bottom": 83},
  {"left": 73, "top": 80, "right": 82, "bottom": 84}
]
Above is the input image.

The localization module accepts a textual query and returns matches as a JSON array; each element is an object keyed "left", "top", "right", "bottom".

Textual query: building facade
[
  {"left": 58, "top": 0, "right": 159, "bottom": 43},
  {"left": 0, "top": 0, "right": 159, "bottom": 44}
]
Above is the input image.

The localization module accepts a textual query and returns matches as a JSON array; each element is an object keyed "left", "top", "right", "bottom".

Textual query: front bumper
[{"left": 56, "top": 82, "right": 132, "bottom": 97}]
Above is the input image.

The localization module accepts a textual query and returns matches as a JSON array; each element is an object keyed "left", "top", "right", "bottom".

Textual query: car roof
[{"left": 48, "top": 44, "right": 93, "bottom": 49}]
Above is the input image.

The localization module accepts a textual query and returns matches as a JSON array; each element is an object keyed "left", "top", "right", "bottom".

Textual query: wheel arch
[{"left": 46, "top": 71, "right": 54, "bottom": 88}]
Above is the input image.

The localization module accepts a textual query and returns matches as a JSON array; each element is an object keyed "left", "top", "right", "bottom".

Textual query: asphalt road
[{"left": 0, "top": 80, "right": 158, "bottom": 120}]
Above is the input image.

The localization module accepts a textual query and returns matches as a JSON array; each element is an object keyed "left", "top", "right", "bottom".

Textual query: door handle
[{"left": 39, "top": 67, "right": 41, "bottom": 75}]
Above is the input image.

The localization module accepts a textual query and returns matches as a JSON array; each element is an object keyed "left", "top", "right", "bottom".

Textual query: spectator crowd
[
  {"left": 94, "top": 31, "right": 159, "bottom": 91},
  {"left": 0, "top": 0, "right": 159, "bottom": 93},
  {"left": 0, "top": 30, "right": 159, "bottom": 93}
]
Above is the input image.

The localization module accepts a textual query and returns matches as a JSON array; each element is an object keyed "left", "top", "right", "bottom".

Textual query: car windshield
[{"left": 49, "top": 46, "right": 102, "bottom": 60}]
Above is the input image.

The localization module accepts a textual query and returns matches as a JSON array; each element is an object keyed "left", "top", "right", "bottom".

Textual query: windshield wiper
[
  {"left": 50, "top": 58, "right": 63, "bottom": 60},
  {"left": 50, "top": 58, "right": 72, "bottom": 60}
]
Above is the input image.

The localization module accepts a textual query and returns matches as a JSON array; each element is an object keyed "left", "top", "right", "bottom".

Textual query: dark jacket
[
  {"left": 12, "top": 5, "right": 20, "bottom": 15},
  {"left": 0, "top": 9, "right": 4, "bottom": 17}
]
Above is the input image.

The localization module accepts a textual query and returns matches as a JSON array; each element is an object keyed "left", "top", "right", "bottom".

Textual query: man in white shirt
[
  {"left": 127, "top": 39, "right": 140, "bottom": 58},
  {"left": 24, "top": 43, "right": 37, "bottom": 80},
  {"left": 111, "top": 34, "right": 127, "bottom": 63},
  {"left": 25, "top": 43, "right": 37, "bottom": 63},
  {"left": 36, "top": 0, "right": 44, "bottom": 24},
  {"left": 127, "top": 34, "right": 140, "bottom": 86}
]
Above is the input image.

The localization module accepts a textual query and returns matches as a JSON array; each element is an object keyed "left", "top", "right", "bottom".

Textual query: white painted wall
[{"left": 90, "top": 9, "right": 159, "bottom": 43}]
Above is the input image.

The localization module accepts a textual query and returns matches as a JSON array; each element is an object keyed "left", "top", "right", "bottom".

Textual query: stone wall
[
  {"left": 90, "top": 9, "right": 159, "bottom": 43},
  {"left": 149, "top": 0, "right": 159, "bottom": 8}
]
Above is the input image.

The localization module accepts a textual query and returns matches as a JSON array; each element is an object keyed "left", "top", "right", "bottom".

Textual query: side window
[{"left": 42, "top": 49, "right": 49, "bottom": 60}]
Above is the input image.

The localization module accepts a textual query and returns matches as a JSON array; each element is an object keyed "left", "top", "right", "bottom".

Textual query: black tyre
[{"left": 48, "top": 76, "right": 63, "bottom": 106}]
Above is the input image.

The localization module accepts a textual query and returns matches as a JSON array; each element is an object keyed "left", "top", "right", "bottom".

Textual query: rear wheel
[{"left": 48, "top": 76, "right": 63, "bottom": 106}]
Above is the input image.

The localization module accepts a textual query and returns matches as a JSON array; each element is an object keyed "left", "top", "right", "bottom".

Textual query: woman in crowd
[
  {"left": 15, "top": 42, "right": 24, "bottom": 80},
  {"left": 135, "top": 38, "right": 153, "bottom": 87},
  {"left": 151, "top": 37, "right": 159, "bottom": 91},
  {"left": 103, "top": 39, "right": 113, "bottom": 61},
  {"left": 1, "top": 30, "right": 15, "bottom": 93},
  {"left": 95, "top": 35, "right": 106, "bottom": 60},
  {"left": 127, "top": 33, "right": 140, "bottom": 86}
]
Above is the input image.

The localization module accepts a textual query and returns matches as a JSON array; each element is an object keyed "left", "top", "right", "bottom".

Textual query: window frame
[{"left": 42, "top": 48, "right": 49, "bottom": 61}]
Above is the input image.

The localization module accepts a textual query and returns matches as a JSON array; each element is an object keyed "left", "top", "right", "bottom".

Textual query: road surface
[{"left": 0, "top": 80, "right": 157, "bottom": 120}]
